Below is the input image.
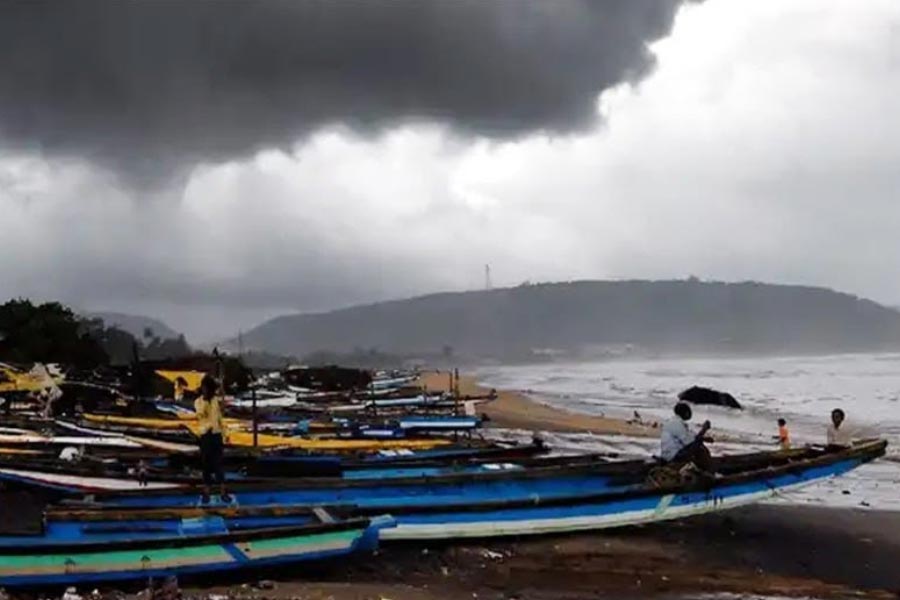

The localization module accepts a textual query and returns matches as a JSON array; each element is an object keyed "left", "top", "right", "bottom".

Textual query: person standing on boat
[
  {"left": 660, "top": 402, "right": 712, "bottom": 470},
  {"left": 195, "top": 375, "right": 231, "bottom": 503},
  {"left": 826, "top": 408, "right": 850, "bottom": 448}
]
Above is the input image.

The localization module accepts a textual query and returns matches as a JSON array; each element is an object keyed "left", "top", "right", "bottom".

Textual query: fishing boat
[
  {"left": 78, "top": 414, "right": 454, "bottom": 452},
  {"left": 0, "top": 505, "right": 390, "bottom": 587},
  {"left": 237, "top": 439, "right": 548, "bottom": 477},
  {"left": 247, "top": 414, "right": 483, "bottom": 438},
  {"left": 76, "top": 440, "right": 885, "bottom": 540},
  {"left": 0, "top": 437, "right": 552, "bottom": 491},
  {"left": 375, "top": 440, "right": 888, "bottom": 539},
  {"left": 369, "top": 373, "right": 419, "bottom": 391}
]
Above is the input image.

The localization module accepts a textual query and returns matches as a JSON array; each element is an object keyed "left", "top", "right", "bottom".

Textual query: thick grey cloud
[
  {"left": 3, "top": 0, "right": 899, "bottom": 344},
  {"left": 0, "top": 0, "right": 689, "bottom": 186}
]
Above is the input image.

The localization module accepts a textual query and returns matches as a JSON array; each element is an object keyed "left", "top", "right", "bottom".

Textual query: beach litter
[{"left": 62, "top": 588, "right": 82, "bottom": 600}]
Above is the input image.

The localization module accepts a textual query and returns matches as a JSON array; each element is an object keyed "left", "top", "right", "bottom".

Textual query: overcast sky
[{"left": 1, "top": 0, "right": 899, "bottom": 342}]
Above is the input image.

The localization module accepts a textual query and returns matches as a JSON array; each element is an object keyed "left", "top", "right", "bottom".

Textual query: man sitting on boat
[{"left": 660, "top": 402, "right": 713, "bottom": 471}]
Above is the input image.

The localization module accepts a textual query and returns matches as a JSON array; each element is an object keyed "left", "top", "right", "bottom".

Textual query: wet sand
[
  {"left": 172, "top": 505, "right": 900, "bottom": 600},
  {"left": 419, "top": 371, "right": 654, "bottom": 436}
]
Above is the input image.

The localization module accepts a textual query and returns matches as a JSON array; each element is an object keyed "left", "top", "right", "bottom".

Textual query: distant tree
[
  {"left": 0, "top": 298, "right": 197, "bottom": 368},
  {"left": 0, "top": 299, "right": 108, "bottom": 367},
  {"left": 303, "top": 348, "right": 407, "bottom": 369},
  {"left": 87, "top": 322, "right": 141, "bottom": 365},
  {"left": 143, "top": 334, "right": 191, "bottom": 361},
  {"left": 240, "top": 350, "right": 297, "bottom": 370}
]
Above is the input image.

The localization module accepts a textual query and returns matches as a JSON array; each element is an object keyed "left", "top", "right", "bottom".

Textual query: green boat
[{"left": 0, "top": 505, "right": 390, "bottom": 587}]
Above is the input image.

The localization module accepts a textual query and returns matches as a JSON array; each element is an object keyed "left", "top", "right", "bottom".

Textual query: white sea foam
[{"left": 478, "top": 353, "right": 900, "bottom": 511}]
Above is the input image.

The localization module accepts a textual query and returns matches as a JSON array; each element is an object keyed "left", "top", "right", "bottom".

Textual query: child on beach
[
  {"left": 776, "top": 418, "right": 790, "bottom": 450},
  {"left": 826, "top": 408, "right": 850, "bottom": 448}
]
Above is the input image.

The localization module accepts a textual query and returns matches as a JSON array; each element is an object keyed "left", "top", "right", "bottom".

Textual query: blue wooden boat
[
  {"left": 0, "top": 440, "right": 549, "bottom": 489},
  {"left": 233, "top": 440, "right": 548, "bottom": 477},
  {"left": 373, "top": 439, "right": 887, "bottom": 539},
  {"left": 0, "top": 506, "right": 391, "bottom": 587},
  {"left": 76, "top": 440, "right": 885, "bottom": 540},
  {"left": 2, "top": 445, "right": 638, "bottom": 498},
  {"left": 1, "top": 442, "right": 884, "bottom": 539}
]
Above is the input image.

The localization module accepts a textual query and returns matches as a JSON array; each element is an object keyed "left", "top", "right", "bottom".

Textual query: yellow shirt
[{"left": 194, "top": 395, "right": 224, "bottom": 435}]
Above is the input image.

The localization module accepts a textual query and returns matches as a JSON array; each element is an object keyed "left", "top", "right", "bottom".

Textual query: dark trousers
[
  {"left": 199, "top": 431, "right": 225, "bottom": 487},
  {"left": 671, "top": 439, "right": 712, "bottom": 471}
]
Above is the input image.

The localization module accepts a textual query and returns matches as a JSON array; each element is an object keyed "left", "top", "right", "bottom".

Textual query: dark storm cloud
[{"left": 0, "top": 0, "right": 692, "bottom": 185}]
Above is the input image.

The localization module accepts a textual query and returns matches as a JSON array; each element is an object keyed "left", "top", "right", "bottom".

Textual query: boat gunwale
[
  {"left": 79, "top": 443, "right": 837, "bottom": 495},
  {"left": 0, "top": 516, "right": 372, "bottom": 555},
  {"left": 46, "top": 504, "right": 352, "bottom": 523},
  {"left": 0, "top": 447, "right": 555, "bottom": 485}
]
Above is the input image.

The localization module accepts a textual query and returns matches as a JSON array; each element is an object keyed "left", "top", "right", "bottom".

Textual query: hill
[
  {"left": 85, "top": 311, "right": 181, "bottom": 342},
  {"left": 238, "top": 280, "right": 900, "bottom": 360}
]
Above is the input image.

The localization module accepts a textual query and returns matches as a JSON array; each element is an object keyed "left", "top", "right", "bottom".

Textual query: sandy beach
[
  {"left": 419, "top": 371, "right": 654, "bottom": 436},
  {"left": 4, "top": 372, "right": 899, "bottom": 600}
]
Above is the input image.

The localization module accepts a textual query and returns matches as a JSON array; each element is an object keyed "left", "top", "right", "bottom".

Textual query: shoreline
[{"left": 419, "top": 371, "right": 655, "bottom": 436}]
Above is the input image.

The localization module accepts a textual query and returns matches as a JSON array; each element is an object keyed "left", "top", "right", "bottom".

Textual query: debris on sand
[
  {"left": 62, "top": 587, "right": 83, "bottom": 600},
  {"left": 481, "top": 549, "right": 504, "bottom": 561}
]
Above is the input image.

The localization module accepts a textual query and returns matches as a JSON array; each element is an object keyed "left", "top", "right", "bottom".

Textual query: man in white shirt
[
  {"left": 826, "top": 408, "right": 851, "bottom": 448},
  {"left": 660, "top": 402, "right": 712, "bottom": 470}
]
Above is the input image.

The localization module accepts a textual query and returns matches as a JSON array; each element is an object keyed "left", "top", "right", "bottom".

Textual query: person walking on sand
[
  {"left": 776, "top": 418, "right": 791, "bottom": 450},
  {"left": 195, "top": 375, "right": 231, "bottom": 504},
  {"left": 660, "top": 402, "right": 713, "bottom": 471},
  {"left": 826, "top": 408, "right": 850, "bottom": 448}
]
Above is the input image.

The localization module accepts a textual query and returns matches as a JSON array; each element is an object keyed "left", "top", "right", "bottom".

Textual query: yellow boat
[
  {"left": 83, "top": 414, "right": 242, "bottom": 431},
  {"left": 0, "top": 363, "right": 61, "bottom": 394},
  {"left": 205, "top": 429, "right": 450, "bottom": 451},
  {"left": 0, "top": 447, "right": 45, "bottom": 456},
  {"left": 82, "top": 414, "right": 451, "bottom": 452},
  {"left": 154, "top": 370, "right": 206, "bottom": 392}
]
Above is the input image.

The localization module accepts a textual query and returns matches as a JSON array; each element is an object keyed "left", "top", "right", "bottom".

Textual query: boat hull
[
  {"left": 0, "top": 520, "right": 380, "bottom": 587},
  {"left": 377, "top": 448, "right": 873, "bottom": 539},
  {"left": 80, "top": 440, "right": 887, "bottom": 541}
]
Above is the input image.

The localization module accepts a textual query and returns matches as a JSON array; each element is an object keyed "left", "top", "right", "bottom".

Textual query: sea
[{"left": 477, "top": 352, "right": 900, "bottom": 511}]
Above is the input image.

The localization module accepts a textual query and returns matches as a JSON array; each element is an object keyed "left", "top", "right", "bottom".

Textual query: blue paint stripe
[{"left": 221, "top": 543, "right": 248, "bottom": 563}]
